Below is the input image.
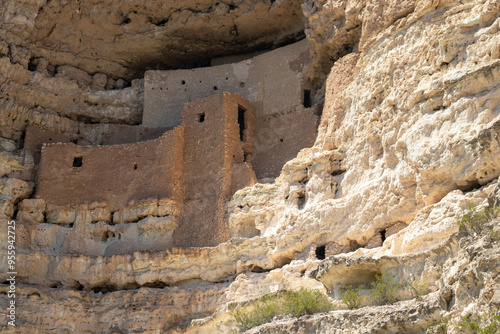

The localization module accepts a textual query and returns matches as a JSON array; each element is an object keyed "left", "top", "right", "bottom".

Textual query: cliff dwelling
[
  {"left": 20, "top": 40, "right": 320, "bottom": 254},
  {"left": 3, "top": 0, "right": 500, "bottom": 332}
]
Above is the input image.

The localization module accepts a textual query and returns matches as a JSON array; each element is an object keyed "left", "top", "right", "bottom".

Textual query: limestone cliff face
[
  {"left": 2, "top": 0, "right": 304, "bottom": 80},
  {"left": 1, "top": 0, "right": 500, "bottom": 333}
]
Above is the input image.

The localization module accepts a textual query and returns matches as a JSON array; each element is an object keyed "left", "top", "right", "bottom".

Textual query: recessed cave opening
[
  {"left": 50, "top": 282, "right": 62, "bottom": 289},
  {"left": 121, "top": 17, "right": 131, "bottom": 25},
  {"left": 380, "top": 229, "right": 387, "bottom": 243},
  {"left": 238, "top": 105, "right": 246, "bottom": 141},
  {"left": 349, "top": 240, "right": 362, "bottom": 252},
  {"left": 91, "top": 284, "right": 118, "bottom": 294},
  {"left": 72, "top": 156, "right": 83, "bottom": 167},
  {"left": 101, "top": 231, "right": 116, "bottom": 242},
  {"left": 125, "top": 34, "right": 307, "bottom": 81},
  {"left": 133, "top": 163, "right": 138, "bottom": 170},
  {"left": 140, "top": 281, "right": 168, "bottom": 289},
  {"left": 297, "top": 192, "right": 306, "bottom": 210},
  {"left": 28, "top": 292, "right": 41, "bottom": 299},
  {"left": 331, "top": 168, "right": 346, "bottom": 176},
  {"left": 315, "top": 245, "right": 326, "bottom": 260},
  {"left": 73, "top": 281, "right": 84, "bottom": 291},
  {"left": 250, "top": 265, "right": 270, "bottom": 273},
  {"left": 457, "top": 179, "right": 482, "bottom": 193},
  {"left": 28, "top": 57, "right": 37, "bottom": 71}
]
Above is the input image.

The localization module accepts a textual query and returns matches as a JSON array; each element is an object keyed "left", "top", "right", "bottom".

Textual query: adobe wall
[
  {"left": 36, "top": 127, "right": 184, "bottom": 209},
  {"left": 143, "top": 40, "right": 310, "bottom": 128},
  {"left": 181, "top": 95, "right": 228, "bottom": 203},
  {"left": 143, "top": 39, "right": 318, "bottom": 179},
  {"left": 23, "top": 125, "right": 73, "bottom": 164},
  {"left": 24, "top": 124, "right": 167, "bottom": 157},
  {"left": 173, "top": 93, "right": 256, "bottom": 248},
  {"left": 101, "top": 124, "right": 168, "bottom": 145},
  {"left": 252, "top": 108, "right": 319, "bottom": 178}
]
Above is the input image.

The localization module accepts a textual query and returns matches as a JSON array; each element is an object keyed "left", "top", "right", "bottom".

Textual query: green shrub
[
  {"left": 458, "top": 312, "right": 500, "bottom": 334},
  {"left": 490, "top": 226, "right": 500, "bottom": 241},
  {"left": 457, "top": 202, "right": 500, "bottom": 237},
  {"left": 339, "top": 285, "right": 363, "bottom": 309},
  {"left": 406, "top": 278, "right": 428, "bottom": 301},
  {"left": 368, "top": 273, "right": 401, "bottom": 305},
  {"left": 229, "top": 288, "right": 333, "bottom": 332},
  {"left": 426, "top": 317, "right": 449, "bottom": 334},
  {"left": 281, "top": 288, "right": 333, "bottom": 317}
]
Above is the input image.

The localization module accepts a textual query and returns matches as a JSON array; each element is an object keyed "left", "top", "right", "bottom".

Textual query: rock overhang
[{"left": 28, "top": 0, "right": 307, "bottom": 80}]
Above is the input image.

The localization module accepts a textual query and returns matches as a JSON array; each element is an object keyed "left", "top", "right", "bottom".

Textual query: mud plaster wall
[
  {"left": 143, "top": 39, "right": 318, "bottom": 179},
  {"left": 36, "top": 127, "right": 184, "bottom": 208},
  {"left": 253, "top": 108, "right": 319, "bottom": 178},
  {"left": 23, "top": 125, "right": 73, "bottom": 164},
  {"left": 23, "top": 124, "right": 168, "bottom": 166},
  {"left": 173, "top": 93, "right": 256, "bottom": 248},
  {"left": 100, "top": 125, "right": 168, "bottom": 145}
]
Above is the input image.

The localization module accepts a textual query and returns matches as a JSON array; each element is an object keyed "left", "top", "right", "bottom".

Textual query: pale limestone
[{"left": 1, "top": 0, "right": 500, "bottom": 332}]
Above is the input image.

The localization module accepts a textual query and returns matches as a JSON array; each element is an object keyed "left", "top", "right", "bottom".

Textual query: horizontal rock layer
[{"left": 1, "top": 0, "right": 500, "bottom": 333}]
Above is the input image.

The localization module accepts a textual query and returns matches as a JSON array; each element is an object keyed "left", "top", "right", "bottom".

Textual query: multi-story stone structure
[{"left": 21, "top": 40, "right": 319, "bottom": 252}]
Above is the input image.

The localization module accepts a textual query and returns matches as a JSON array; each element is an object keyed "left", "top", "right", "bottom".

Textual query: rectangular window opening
[
  {"left": 198, "top": 113, "right": 205, "bottom": 123},
  {"left": 73, "top": 156, "right": 83, "bottom": 168},
  {"left": 238, "top": 105, "right": 246, "bottom": 141},
  {"left": 303, "top": 89, "right": 312, "bottom": 108}
]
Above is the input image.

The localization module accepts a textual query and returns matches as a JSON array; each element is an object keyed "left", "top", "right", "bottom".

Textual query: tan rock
[
  {"left": 2, "top": 0, "right": 500, "bottom": 332},
  {"left": 91, "top": 73, "right": 108, "bottom": 90},
  {"left": 55, "top": 65, "right": 93, "bottom": 86},
  {"left": 488, "top": 178, "right": 500, "bottom": 207},
  {"left": 18, "top": 198, "right": 46, "bottom": 223}
]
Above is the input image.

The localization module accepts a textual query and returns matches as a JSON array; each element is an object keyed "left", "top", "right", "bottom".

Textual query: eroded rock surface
[
  {"left": 2, "top": 0, "right": 305, "bottom": 80},
  {"left": 1, "top": 0, "right": 500, "bottom": 333}
]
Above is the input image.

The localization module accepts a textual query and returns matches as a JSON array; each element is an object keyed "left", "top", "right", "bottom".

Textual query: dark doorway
[
  {"left": 238, "top": 105, "right": 246, "bottom": 141},
  {"left": 303, "top": 89, "right": 312, "bottom": 108}
]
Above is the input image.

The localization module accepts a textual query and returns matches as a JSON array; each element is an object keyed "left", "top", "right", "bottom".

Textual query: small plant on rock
[
  {"left": 339, "top": 285, "right": 363, "bottom": 309},
  {"left": 458, "top": 311, "right": 500, "bottom": 334},
  {"left": 426, "top": 317, "right": 449, "bottom": 334},
  {"left": 406, "top": 277, "right": 428, "bottom": 301},
  {"left": 457, "top": 202, "right": 500, "bottom": 237},
  {"left": 229, "top": 287, "right": 333, "bottom": 332},
  {"left": 282, "top": 288, "right": 333, "bottom": 317},
  {"left": 368, "top": 272, "right": 401, "bottom": 305}
]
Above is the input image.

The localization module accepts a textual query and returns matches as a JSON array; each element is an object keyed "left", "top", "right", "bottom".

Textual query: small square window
[
  {"left": 73, "top": 156, "right": 83, "bottom": 167},
  {"left": 198, "top": 113, "right": 205, "bottom": 123}
]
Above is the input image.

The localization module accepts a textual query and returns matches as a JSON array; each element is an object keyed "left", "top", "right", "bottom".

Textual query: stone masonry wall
[
  {"left": 36, "top": 127, "right": 184, "bottom": 209},
  {"left": 173, "top": 93, "right": 256, "bottom": 248},
  {"left": 143, "top": 39, "right": 319, "bottom": 179}
]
